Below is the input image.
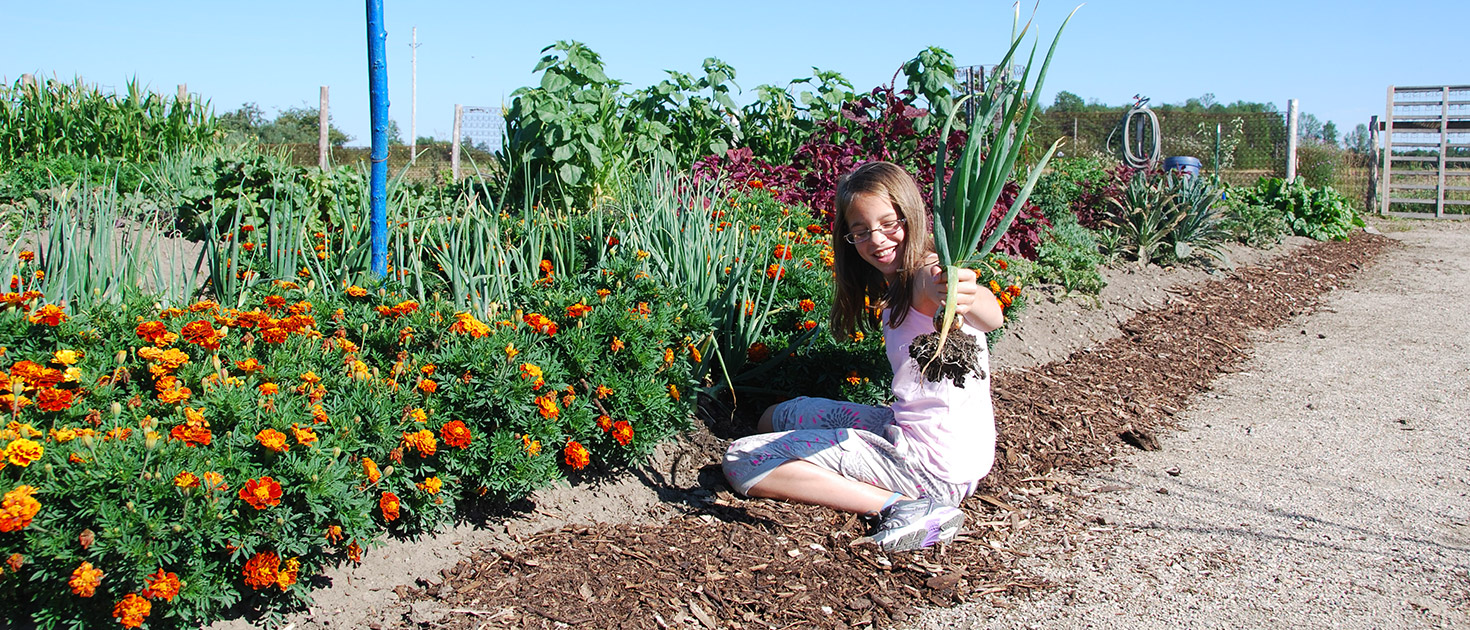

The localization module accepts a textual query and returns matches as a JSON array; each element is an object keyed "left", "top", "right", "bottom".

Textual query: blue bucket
[{"left": 1162, "top": 156, "right": 1202, "bottom": 176}]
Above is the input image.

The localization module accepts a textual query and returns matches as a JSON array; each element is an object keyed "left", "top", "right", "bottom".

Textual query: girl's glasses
[{"left": 844, "top": 218, "right": 906, "bottom": 244}]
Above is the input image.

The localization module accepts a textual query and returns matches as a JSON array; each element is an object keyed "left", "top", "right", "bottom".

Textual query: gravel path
[{"left": 907, "top": 221, "right": 1470, "bottom": 629}]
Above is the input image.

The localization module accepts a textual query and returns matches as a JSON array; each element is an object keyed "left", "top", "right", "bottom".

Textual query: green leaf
[
  {"left": 540, "top": 71, "right": 572, "bottom": 92},
  {"left": 558, "top": 163, "right": 583, "bottom": 184}
]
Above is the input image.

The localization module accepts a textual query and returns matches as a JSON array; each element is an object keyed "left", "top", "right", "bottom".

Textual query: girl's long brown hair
[{"left": 829, "top": 161, "right": 933, "bottom": 340}]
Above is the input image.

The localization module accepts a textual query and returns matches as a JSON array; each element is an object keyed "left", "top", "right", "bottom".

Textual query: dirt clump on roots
[
  {"left": 908, "top": 319, "right": 986, "bottom": 386},
  {"left": 392, "top": 233, "right": 1392, "bottom": 630}
]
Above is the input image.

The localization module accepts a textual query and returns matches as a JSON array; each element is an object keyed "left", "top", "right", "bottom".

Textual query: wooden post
[
  {"left": 451, "top": 104, "right": 463, "bottom": 181},
  {"left": 1437, "top": 86, "right": 1449, "bottom": 218},
  {"left": 21, "top": 73, "right": 35, "bottom": 89},
  {"left": 1368, "top": 115, "right": 1380, "bottom": 214},
  {"left": 319, "top": 86, "right": 330, "bottom": 171},
  {"left": 1285, "top": 99, "right": 1299, "bottom": 182},
  {"left": 1382, "top": 86, "right": 1395, "bottom": 215},
  {"left": 177, "top": 84, "right": 188, "bottom": 103}
]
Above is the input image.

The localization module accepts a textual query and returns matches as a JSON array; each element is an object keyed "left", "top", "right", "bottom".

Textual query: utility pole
[{"left": 410, "top": 26, "right": 421, "bottom": 164}]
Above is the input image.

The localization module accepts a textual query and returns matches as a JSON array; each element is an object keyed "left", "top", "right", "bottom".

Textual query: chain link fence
[
  {"left": 1030, "top": 111, "right": 1290, "bottom": 186},
  {"left": 267, "top": 142, "right": 499, "bottom": 184}
]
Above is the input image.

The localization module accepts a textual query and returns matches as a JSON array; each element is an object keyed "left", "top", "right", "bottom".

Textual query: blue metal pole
[{"left": 366, "top": 0, "right": 389, "bottom": 277}]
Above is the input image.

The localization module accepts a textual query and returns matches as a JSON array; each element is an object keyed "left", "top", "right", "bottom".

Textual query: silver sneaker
[{"left": 862, "top": 497, "right": 964, "bottom": 552}]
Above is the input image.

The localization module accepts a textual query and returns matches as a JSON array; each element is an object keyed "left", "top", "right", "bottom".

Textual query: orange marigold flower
[
  {"left": 612, "top": 420, "right": 634, "bottom": 446},
  {"left": 202, "top": 471, "right": 227, "bottom": 492},
  {"left": 596, "top": 414, "right": 613, "bottom": 432},
  {"left": 260, "top": 327, "right": 288, "bottom": 344},
  {"left": 0, "top": 485, "right": 41, "bottom": 533},
  {"left": 610, "top": 337, "right": 625, "bottom": 352},
  {"left": 258, "top": 382, "right": 278, "bottom": 396},
  {"left": 239, "top": 476, "right": 283, "bottom": 510},
  {"left": 402, "top": 429, "right": 437, "bottom": 457},
  {"left": 69, "top": 561, "right": 103, "bottom": 597},
  {"left": 534, "top": 392, "right": 559, "bottom": 420},
  {"left": 255, "top": 428, "right": 289, "bottom": 453},
  {"left": 595, "top": 384, "right": 613, "bottom": 399},
  {"left": 408, "top": 408, "right": 428, "bottom": 423},
  {"left": 5, "top": 438, "right": 43, "bottom": 467},
  {"left": 688, "top": 343, "right": 702, "bottom": 364},
  {"left": 346, "top": 285, "right": 368, "bottom": 297},
  {"left": 596, "top": 288, "right": 611, "bottom": 300},
  {"left": 448, "top": 312, "right": 492, "bottom": 337},
  {"left": 846, "top": 370, "right": 863, "bottom": 386},
  {"left": 997, "top": 259, "right": 1009, "bottom": 270},
  {"left": 235, "top": 358, "right": 264, "bottom": 373},
  {"left": 564, "top": 440, "right": 590, "bottom": 470},
  {"left": 113, "top": 593, "right": 151, "bottom": 628},
  {"left": 747, "top": 342, "right": 770, "bottom": 363},
  {"left": 346, "top": 540, "right": 363, "bottom": 563},
  {"left": 170, "top": 407, "right": 211, "bottom": 447},
  {"left": 564, "top": 302, "right": 592, "bottom": 318},
  {"left": 668, "top": 384, "right": 681, "bottom": 401},
  {"left": 773, "top": 244, "right": 793, "bottom": 260},
  {"left": 7, "top": 553, "right": 22, "bottom": 571},
  {"left": 798, "top": 298, "right": 816, "bottom": 312},
  {"left": 1007, "top": 284, "right": 1022, "bottom": 297},
  {"left": 17, "top": 251, "right": 34, "bottom": 262},
  {"left": 440, "top": 420, "right": 472, "bottom": 449},
  {"left": 380, "top": 491, "right": 401, "bottom": 522},
  {"left": 417, "top": 378, "right": 437, "bottom": 394},
  {"left": 325, "top": 525, "right": 344, "bottom": 544},
  {"left": 522, "top": 312, "right": 558, "bottom": 336},
  {"left": 141, "top": 569, "right": 181, "bottom": 602},
  {"left": 662, "top": 347, "right": 675, "bottom": 365},
  {"left": 173, "top": 471, "right": 200, "bottom": 489},
  {"left": 522, "top": 434, "right": 542, "bottom": 457},
  {"left": 104, "top": 427, "right": 132, "bottom": 441},
  {"left": 799, "top": 320, "right": 817, "bottom": 331},
  {"left": 362, "top": 457, "right": 381, "bottom": 484},
  {"left": 242, "top": 552, "right": 279, "bottom": 590},
  {"left": 291, "top": 424, "right": 317, "bottom": 446},
  {"left": 765, "top": 263, "right": 785, "bottom": 280},
  {"left": 28, "top": 304, "right": 67, "bottom": 326},
  {"left": 417, "top": 476, "right": 442, "bottom": 494},
  {"left": 275, "top": 556, "right": 300, "bottom": 591},
  {"left": 311, "top": 404, "right": 329, "bottom": 424},
  {"left": 503, "top": 343, "right": 518, "bottom": 360},
  {"left": 263, "top": 295, "right": 287, "bottom": 309},
  {"left": 539, "top": 259, "right": 554, "bottom": 275}
]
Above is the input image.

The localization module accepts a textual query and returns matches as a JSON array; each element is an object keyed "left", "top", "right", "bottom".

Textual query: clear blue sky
[{"left": 4, "top": 0, "right": 1465, "bottom": 148}]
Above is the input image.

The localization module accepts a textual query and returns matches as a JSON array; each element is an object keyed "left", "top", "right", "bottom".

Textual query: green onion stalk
[{"left": 915, "top": 5, "right": 1079, "bottom": 384}]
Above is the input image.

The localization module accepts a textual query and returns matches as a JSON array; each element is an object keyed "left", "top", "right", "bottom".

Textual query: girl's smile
[{"left": 846, "top": 193, "right": 906, "bottom": 280}]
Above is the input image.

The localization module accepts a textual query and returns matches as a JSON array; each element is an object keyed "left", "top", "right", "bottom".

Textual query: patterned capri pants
[{"left": 722, "top": 396, "right": 974, "bottom": 507}]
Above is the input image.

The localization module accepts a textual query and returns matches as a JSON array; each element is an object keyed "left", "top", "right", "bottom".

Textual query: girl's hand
[{"left": 919, "top": 256, "right": 1005, "bottom": 333}]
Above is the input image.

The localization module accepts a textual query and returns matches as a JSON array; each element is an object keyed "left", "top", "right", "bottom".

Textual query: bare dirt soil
[
  {"left": 210, "top": 226, "right": 1429, "bottom": 630},
  {"left": 906, "top": 219, "right": 1470, "bottom": 630}
]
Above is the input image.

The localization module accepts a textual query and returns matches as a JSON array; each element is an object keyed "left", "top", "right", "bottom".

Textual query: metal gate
[{"left": 1379, "top": 85, "right": 1470, "bottom": 218}]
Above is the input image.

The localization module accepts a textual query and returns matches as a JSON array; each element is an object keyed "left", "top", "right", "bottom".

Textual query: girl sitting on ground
[{"left": 723, "top": 160, "right": 1003, "bottom": 552}]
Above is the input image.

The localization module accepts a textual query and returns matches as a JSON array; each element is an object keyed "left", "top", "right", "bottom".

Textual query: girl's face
[{"left": 845, "top": 192, "right": 907, "bottom": 280}]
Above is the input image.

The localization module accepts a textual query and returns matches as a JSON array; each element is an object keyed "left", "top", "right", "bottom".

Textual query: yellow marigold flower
[
  {"left": 417, "top": 476, "right": 443, "bottom": 494},
  {"left": 50, "top": 426, "right": 78, "bottom": 443},
  {"left": 504, "top": 343, "right": 518, "bottom": 360},
  {"left": 300, "top": 371, "right": 321, "bottom": 385},
  {"left": 51, "top": 349, "right": 81, "bottom": 365},
  {"left": 668, "top": 384, "right": 680, "bottom": 401},
  {"left": 595, "top": 384, "right": 613, "bottom": 399},
  {"left": 202, "top": 471, "right": 226, "bottom": 491},
  {"left": 5, "top": 438, "right": 43, "bottom": 467},
  {"left": 610, "top": 337, "right": 625, "bottom": 352},
  {"left": 69, "top": 561, "right": 103, "bottom": 597},
  {"left": 522, "top": 434, "right": 541, "bottom": 457},
  {"left": 346, "top": 285, "right": 368, "bottom": 297}
]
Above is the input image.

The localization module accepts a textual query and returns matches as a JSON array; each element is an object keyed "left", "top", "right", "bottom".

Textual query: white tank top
[{"left": 883, "top": 307, "right": 997, "bottom": 484}]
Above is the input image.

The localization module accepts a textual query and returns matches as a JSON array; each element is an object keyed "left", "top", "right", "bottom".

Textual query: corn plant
[
  {"left": 922, "top": 6, "right": 1078, "bottom": 384},
  {"left": 0, "top": 76, "right": 215, "bottom": 163}
]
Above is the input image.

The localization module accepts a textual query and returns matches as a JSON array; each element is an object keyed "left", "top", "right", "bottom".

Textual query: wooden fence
[{"left": 1379, "top": 85, "right": 1470, "bottom": 219}]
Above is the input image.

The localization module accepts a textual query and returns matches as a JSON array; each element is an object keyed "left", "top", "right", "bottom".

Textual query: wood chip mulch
[{"left": 398, "top": 233, "right": 1392, "bottom": 630}]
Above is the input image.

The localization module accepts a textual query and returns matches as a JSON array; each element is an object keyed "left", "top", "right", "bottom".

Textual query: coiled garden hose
[{"left": 1107, "top": 100, "right": 1162, "bottom": 169}]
